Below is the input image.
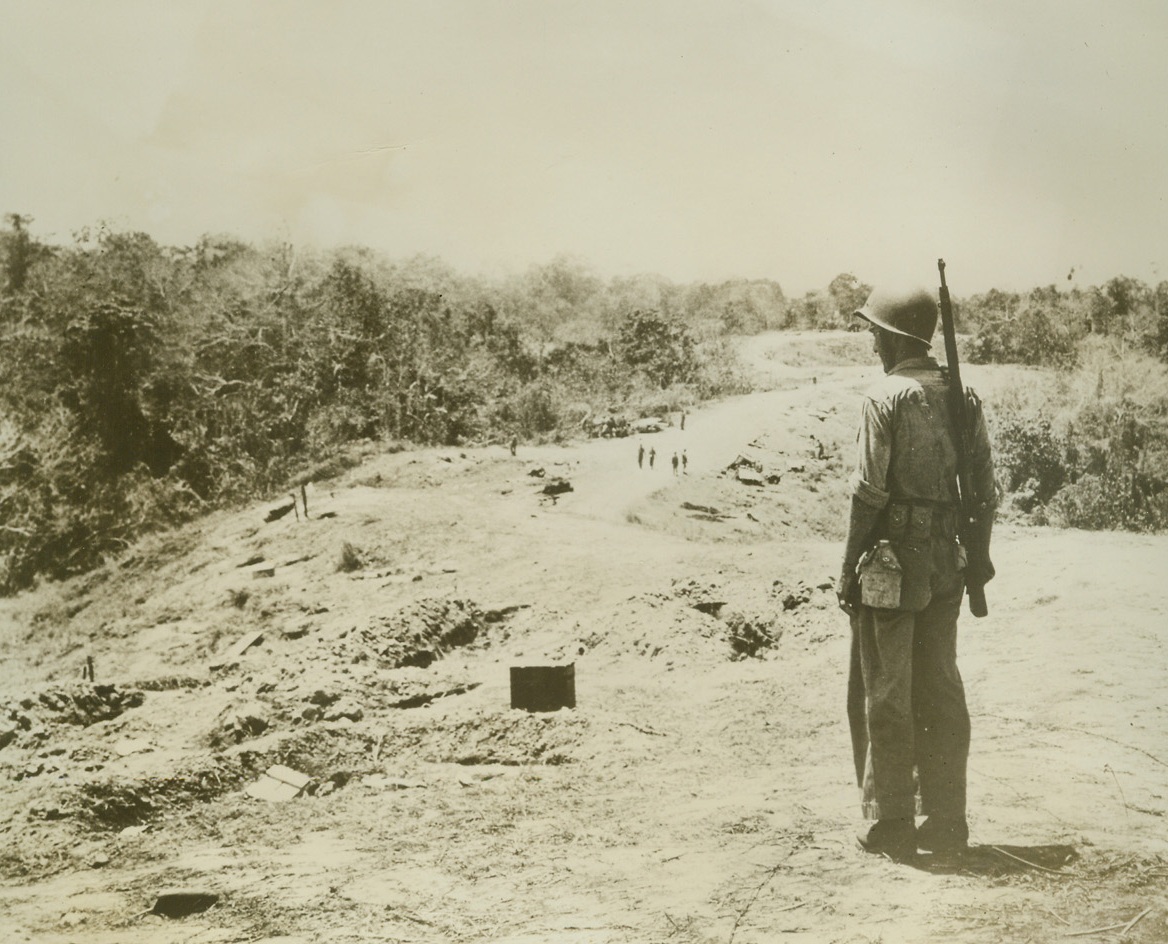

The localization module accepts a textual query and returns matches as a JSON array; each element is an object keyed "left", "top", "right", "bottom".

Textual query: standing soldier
[
  {"left": 649, "top": 447, "right": 656, "bottom": 470},
  {"left": 838, "top": 284, "right": 996, "bottom": 862},
  {"left": 638, "top": 442, "right": 645, "bottom": 469},
  {"left": 682, "top": 449, "right": 688, "bottom": 474},
  {"left": 671, "top": 451, "right": 679, "bottom": 476}
]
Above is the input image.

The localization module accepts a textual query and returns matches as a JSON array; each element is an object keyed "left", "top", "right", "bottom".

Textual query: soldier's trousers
[{"left": 847, "top": 570, "right": 970, "bottom": 820}]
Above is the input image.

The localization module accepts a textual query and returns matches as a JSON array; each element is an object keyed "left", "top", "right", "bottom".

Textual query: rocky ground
[{"left": 0, "top": 331, "right": 1165, "bottom": 944}]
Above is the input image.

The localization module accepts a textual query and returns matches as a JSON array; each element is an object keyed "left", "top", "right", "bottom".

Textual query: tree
[
  {"left": 615, "top": 310, "right": 700, "bottom": 388},
  {"left": 827, "top": 273, "right": 871, "bottom": 328}
]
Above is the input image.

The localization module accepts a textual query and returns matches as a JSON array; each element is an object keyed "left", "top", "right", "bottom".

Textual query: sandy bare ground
[{"left": 0, "top": 332, "right": 1165, "bottom": 944}]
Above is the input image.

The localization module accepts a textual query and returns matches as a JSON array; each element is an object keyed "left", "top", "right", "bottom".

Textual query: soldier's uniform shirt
[{"left": 846, "top": 355, "right": 995, "bottom": 821}]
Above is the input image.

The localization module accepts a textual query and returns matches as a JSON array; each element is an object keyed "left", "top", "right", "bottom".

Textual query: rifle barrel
[{"left": 937, "top": 258, "right": 989, "bottom": 617}]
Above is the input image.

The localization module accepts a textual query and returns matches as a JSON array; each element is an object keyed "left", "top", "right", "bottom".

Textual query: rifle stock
[{"left": 937, "top": 259, "right": 989, "bottom": 617}]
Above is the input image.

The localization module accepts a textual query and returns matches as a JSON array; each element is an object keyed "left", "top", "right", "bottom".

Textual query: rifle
[{"left": 937, "top": 259, "right": 990, "bottom": 617}]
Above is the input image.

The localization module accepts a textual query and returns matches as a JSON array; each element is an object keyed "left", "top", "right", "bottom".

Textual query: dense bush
[
  {"left": 963, "top": 279, "right": 1168, "bottom": 369},
  {"left": 993, "top": 414, "right": 1068, "bottom": 512},
  {"left": 991, "top": 382, "right": 1168, "bottom": 532},
  {"left": 964, "top": 288, "right": 1084, "bottom": 368},
  {"left": 0, "top": 219, "right": 751, "bottom": 593}
]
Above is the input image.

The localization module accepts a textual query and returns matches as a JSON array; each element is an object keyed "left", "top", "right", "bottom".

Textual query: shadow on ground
[{"left": 910, "top": 843, "right": 1078, "bottom": 877}]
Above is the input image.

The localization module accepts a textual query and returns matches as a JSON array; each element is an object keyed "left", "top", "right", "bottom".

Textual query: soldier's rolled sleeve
[
  {"left": 851, "top": 473, "right": 890, "bottom": 509},
  {"left": 851, "top": 396, "right": 892, "bottom": 509}
]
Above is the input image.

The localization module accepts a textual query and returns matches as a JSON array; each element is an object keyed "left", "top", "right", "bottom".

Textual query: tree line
[
  {"left": 0, "top": 216, "right": 765, "bottom": 593},
  {"left": 2, "top": 214, "right": 1166, "bottom": 592}
]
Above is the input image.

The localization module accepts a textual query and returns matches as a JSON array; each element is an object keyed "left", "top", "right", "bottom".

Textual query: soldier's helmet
[{"left": 854, "top": 287, "right": 938, "bottom": 347}]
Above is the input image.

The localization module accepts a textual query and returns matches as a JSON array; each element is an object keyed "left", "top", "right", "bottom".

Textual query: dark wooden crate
[{"left": 510, "top": 664, "right": 576, "bottom": 712}]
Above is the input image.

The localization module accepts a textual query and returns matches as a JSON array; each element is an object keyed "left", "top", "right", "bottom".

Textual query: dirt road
[{"left": 0, "top": 331, "right": 1165, "bottom": 943}]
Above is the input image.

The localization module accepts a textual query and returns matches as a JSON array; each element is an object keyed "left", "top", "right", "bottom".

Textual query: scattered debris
[
  {"left": 210, "top": 630, "right": 264, "bottom": 670},
  {"left": 541, "top": 478, "right": 573, "bottom": 497},
  {"left": 263, "top": 497, "right": 296, "bottom": 523},
  {"left": 146, "top": 890, "right": 220, "bottom": 919},
  {"left": 212, "top": 702, "right": 269, "bottom": 745},
  {"left": 338, "top": 541, "right": 366, "bottom": 573},
  {"left": 1, "top": 685, "right": 145, "bottom": 745},
  {"left": 322, "top": 699, "right": 364, "bottom": 723},
  {"left": 113, "top": 738, "right": 153, "bottom": 757},
  {"left": 362, "top": 774, "right": 425, "bottom": 791},
  {"left": 671, "top": 577, "right": 727, "bottom": 616},
  {"left": 387, "top": 682, "right": 481, "bottom": 710},
  {"left": 245, "top": 765, "right": 314, "bottom": 803},
  {"left": 724, "top": 609, "right": 782, "bottom": 659},
  {"left": 341, "top": 598, "right": 485, "bottom": 669},
  {"left": 483, "top": 603, "right": 531, "bottom": 623},
  {"left": 681, "top": 501, "right": 728, "bottom": 518},
  {"left": 617, "top": 720, "right": 668, "bottom": 737},
  {"left": 771, "top": 580, "right": 813, "bottom": 611},
  {"left": 528, "top": 467, "right": 546, "bottom": 478}
]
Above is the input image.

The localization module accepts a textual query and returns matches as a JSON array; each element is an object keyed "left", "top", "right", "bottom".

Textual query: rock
[
  {"left": 323, "top": 700, "right": 363, "bottom": 723},
  {"left": 91, "top": 852, "right": 111, "bottom": 868},
  {"left": 0, "top": 725, "right": 17, "bottom": 750},
  {"left": 735, "top": 468, "right": 764, "bottom": 487}
]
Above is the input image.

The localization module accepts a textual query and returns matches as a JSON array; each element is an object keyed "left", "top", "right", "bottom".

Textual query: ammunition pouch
[
  {"left": 885, "top": 501, "right": 935, "bottom": 611},
  {"left": 859, "top": 500, "right": 955, "bottom": 612}
]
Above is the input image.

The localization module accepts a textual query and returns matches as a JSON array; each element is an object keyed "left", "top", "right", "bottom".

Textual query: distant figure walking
[
  {"left": 671, "top": 452, "right": 679, "bottom": 476},
  {"left": 637, "top": 443, "right": 645, "bottom": 469},
  {"left": 649, "top": 447, "right": 656, "bottom": 469},
  {"left": 509, "top": 435, "right": 518, "bottom": 457},
  {"left": 680, "top": 410, "right": 687, "bottom": 431},
  {"left": 682, "top": 449, "right": 688, "bottom": 474}
]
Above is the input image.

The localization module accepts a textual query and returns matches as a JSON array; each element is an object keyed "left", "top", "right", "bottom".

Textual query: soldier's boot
[
  {"left": 856, "top": 818, "right": 916, "bottom": 862},
  {"left": 916, "top": 815, "right": 969, "bottom": 854}
]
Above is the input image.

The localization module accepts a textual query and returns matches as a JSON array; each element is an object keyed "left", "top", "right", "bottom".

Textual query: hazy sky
[{"left": 2, "top": 1, "right": 1165, "bottom": 294}]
